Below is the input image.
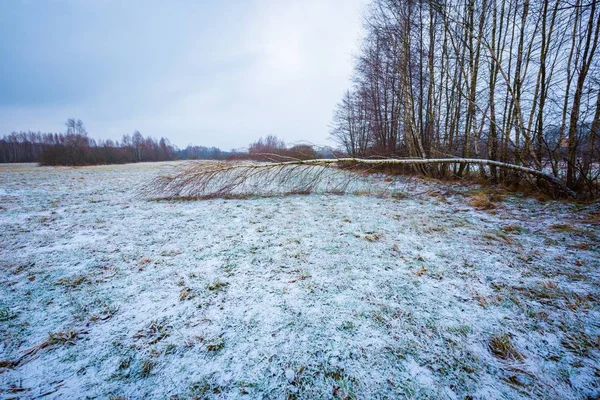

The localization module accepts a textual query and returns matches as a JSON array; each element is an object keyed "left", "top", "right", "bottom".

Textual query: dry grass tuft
[
  {"left": 179, "top": 287, "right": 195, "bottom": 301},
  {"left": 580, "top": 211, "right": 600, "bottom": 225},
  {"left": 474, "top": 293, "right": 488, "bottom": 308},
  {"left": 549, "top": 223, "right": 580, "bottom": 233},
  {"left": 508, "top": 282, "right": 564, "bottom": 304},
  {"left": 487, "top": 231, "right": 513, "bottom": 243},
  {"left": 565, "top": 294, "right": 594, "bottom": 311},
  {"left": 568, "top": 242, "right": 593, "bottom": 250},
  {"left": 391, "top": 192, "right": 407, "bottom": 200},
  {"left": 138, "top": 256, "right": 152, "bottom": 265},
  {"left": 489, "top": 334, "right": 524, "bottom": 361},
  {"left": 48, "top": 329, "right": 80, "bottom": 345},
  {"left": 134, "top": 320, "right": 170, "bottom": 345},
  {"left": 206, "top": 280, "right": 229, "bottom": 291},
  {"left": 137, "top": 256, "right": 152, "bottom": 271},
  {"left": 140, "top": 359, "right": 155, "bottom": 378},
  {"left": 502, "top": 225, "right": 524, "bottom": 234},
  {"left": 364, "top": 233, "right": 383, "bottom": 242},
  {"left": 540, "top": 281, "right": 558, "bottom": 290},
  {"left": 289, "top": 271, "right": 311, "bottom": 283},
  {"left": 488, "top": 193, "right": 506, "bottom": 203},
  {"left": 469, "top": 193, "right": 495, "bottom": 209},
  {"left": 55, "top": 275, "right": 90, "bottom": 288},
  {"left": 426, "top": 190, "right": 450, "bottom": 203},
  {"left": 205, "top": 339, "right": 225, "bottom": 353},
  {"left": 561, "top": 332, "right": 599, "bottom": 356},
  {"left": 0, "top": 329, "right": 83, "bottom": 370},
  {"left": 534, "top": 192, "right": 552, "bottom": 202}
]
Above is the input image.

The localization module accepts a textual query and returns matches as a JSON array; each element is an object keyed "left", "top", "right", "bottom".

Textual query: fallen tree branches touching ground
[{"left": 144, "top": 158, "right": 578, "bottom": 200}]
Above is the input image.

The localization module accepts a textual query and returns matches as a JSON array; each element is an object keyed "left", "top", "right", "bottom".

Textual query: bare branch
[{"left": 144, "top": 158, "right": 576, "bottom": 200}]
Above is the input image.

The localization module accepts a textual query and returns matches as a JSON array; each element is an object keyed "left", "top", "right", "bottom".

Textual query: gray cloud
[{"left": 0, "top": 0, "right": 366, "bottom": 149}]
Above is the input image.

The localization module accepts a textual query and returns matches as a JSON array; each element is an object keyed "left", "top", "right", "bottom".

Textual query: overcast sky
[{"left": 0, "top": 0, "right": 367, "bottom": 150}]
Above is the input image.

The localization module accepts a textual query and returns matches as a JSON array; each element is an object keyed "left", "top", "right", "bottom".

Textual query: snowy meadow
[{"left": 1, "top": 162, "right": 599, "bottom": 399}]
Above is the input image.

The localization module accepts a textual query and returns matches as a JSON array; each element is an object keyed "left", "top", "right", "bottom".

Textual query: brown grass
[
  {"left": 206, "top": 339, "right": 225, "bottom": 352},
  {"left": 473, "top": 293, "right": 488, "bottom": 308},
  {"left": 364, "top": 233, "right": 383, "bottom": 242},
  {"left": 48, "top": 329, "right": 80, "bottom": 345},
  {"left": 580, "top": 211, "right": 600, "bottom": 225},
  {"left": 134, "top": 320, "right": 170, "bottom": 345},
  {"left": 138, "top": 256, "right": 152, "bottom": 265},
  {"left": 540, "top": 281, "right": 558, "bottom": 290},
  {"left": 391, "top": 192, "right": 407, "bottom": 200},
  {"left": 568, "top": 242, "right": 593, "bottom": 250},
  {"left": 206, "top": 280, "right": 229, "bottom": 291},
  {"left": 549, "top": 223, "right": 582, "bottom": 233},
  {"left": 502, "top": 225, "right": 524, "bottom": 234},
  {"left": 488, "top": 193, "right": 505, "bottom": 202},
  {"left": 426, "top": 190, "right": 450, "bottom": 203},
  {"left": 415, "top": 266, "right": 428, "bottom": 276},
  {"left": 55, "top": 275, "right": 90, "bottom": 288},
  {"left": 179, "top": 287, "right": 195, "bottom": 301},
  {"left": 140, "top": 359, "right": 155, "bottom": 378},
  {"left": 489, "top": 334, "right": 524, "bottom": 361},
  {"left": 0, "top": 329, "right": 82, "bottom": 370},
  {"left": 561, "top": 332, "right": 599, "bottom": 356},
  {"left": 469, "top": 193, "right": 495, "bottom": 209}
]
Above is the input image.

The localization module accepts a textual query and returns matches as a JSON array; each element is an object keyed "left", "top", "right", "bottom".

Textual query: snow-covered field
[{"left": 1, "top": 162, "right": 599, "bottom": 399}]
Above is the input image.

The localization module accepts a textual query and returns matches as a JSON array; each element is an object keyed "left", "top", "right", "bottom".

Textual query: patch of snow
[{"left": 0, "top": 162, "right": 598, "bottom": 399}]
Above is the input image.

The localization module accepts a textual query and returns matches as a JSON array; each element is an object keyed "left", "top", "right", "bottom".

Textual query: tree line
[
  {"left": 0, "top": 119, "right": 232, "bottom": 165},
  {"left": 330, "top": 0, "right": 600, "bottom": 194},
  {"left": 0, "top": 120, "right": 323, "bottom": 165},
  {"left": 238, "top": 134, "right": 326, "bottom": 161}
]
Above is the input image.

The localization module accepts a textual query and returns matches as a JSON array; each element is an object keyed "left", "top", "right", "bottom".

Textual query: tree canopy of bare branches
[{"left": 330, "top": 0, "right": 600, "bottom": 196}]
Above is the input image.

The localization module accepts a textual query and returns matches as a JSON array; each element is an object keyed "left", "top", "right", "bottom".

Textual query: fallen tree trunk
[
  {"left": 301, "top": 158, "right": 575, "bottom": 195},
  {"left": 145, "top": 157, "right": 577, "bottom": 199}
]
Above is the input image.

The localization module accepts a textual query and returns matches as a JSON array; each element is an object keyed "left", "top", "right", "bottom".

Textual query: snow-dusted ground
[{"left": 1, "top": 162, "right": 599, "bottom": 399}]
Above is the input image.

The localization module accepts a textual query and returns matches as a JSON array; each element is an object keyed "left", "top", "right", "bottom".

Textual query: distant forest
[{"left": 0, "top": 119, "right": 325, "bottom": 165}]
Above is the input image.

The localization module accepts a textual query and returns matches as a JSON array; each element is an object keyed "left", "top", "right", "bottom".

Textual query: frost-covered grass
[{"left": 0, "top": 162, "right": 599, "bottom": 399}]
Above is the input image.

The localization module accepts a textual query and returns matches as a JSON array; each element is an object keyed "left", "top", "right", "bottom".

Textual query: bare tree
[{"left": 323, "top": 0, "right": 600, "bottom": 196}]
